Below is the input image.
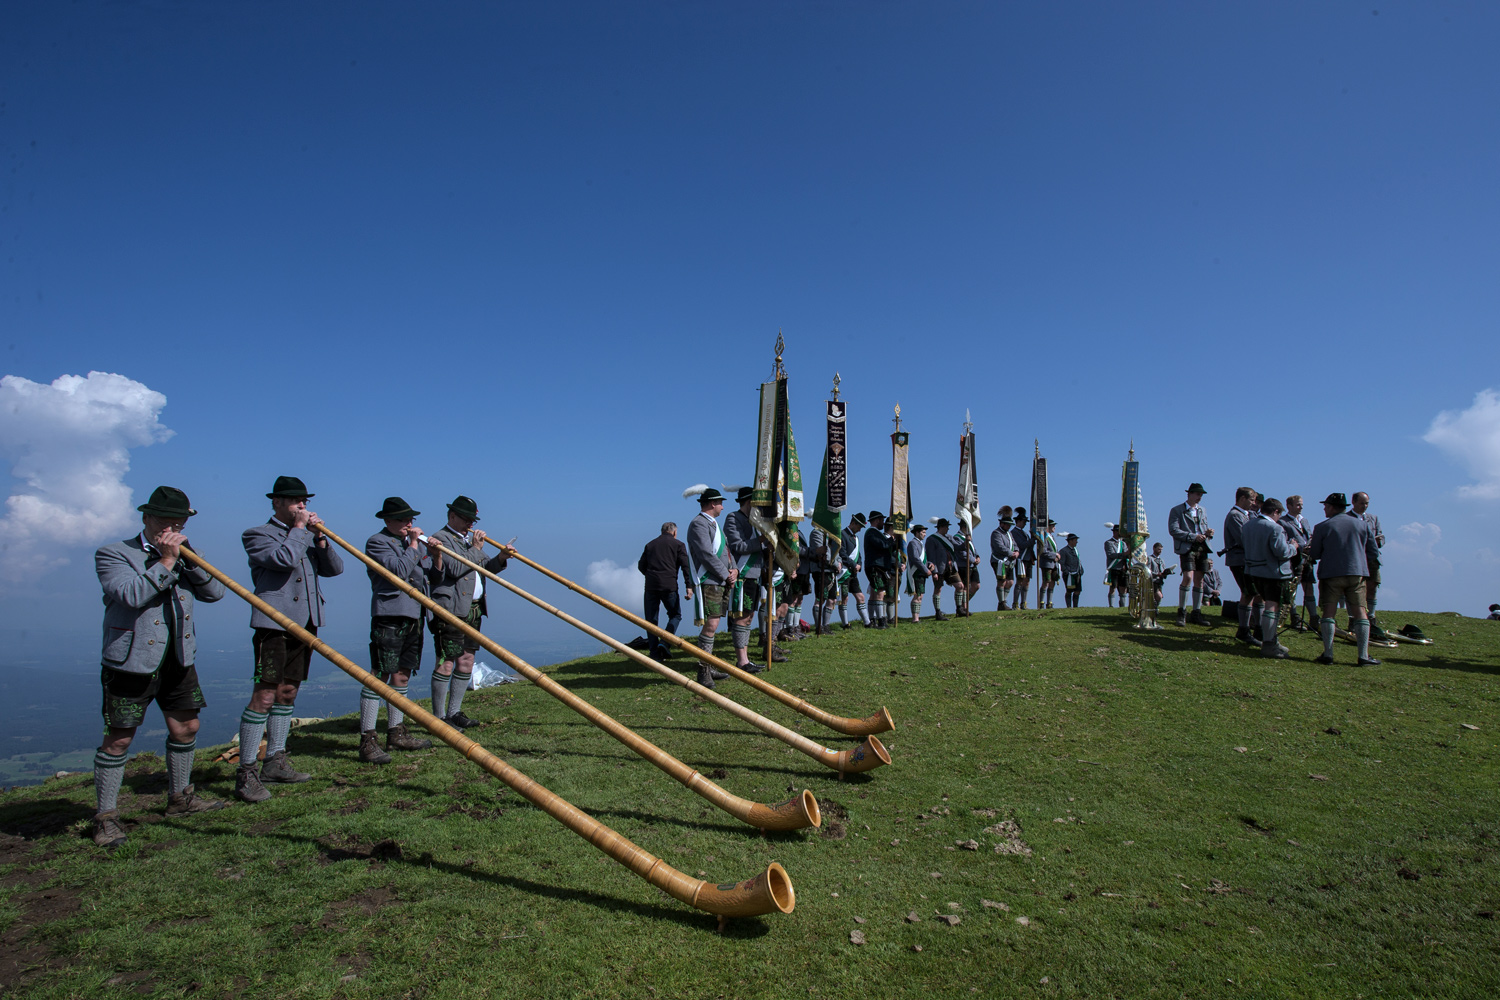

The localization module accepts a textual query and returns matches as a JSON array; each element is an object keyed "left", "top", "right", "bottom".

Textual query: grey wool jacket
[
  {"left": 724, "top": 509, "right": 761, "bottom": 575},
  {"left": 365, "top": 528, "right": 435, "bottom": 619},
  {"left": 1167, "top": 502, "right": 1211, "bottom": 556},
  {"left": 96, "top": 535, "right": 225, "bottom": 674},
  {"left": 1309, "top": 514, "right": 1379, "bottom": 580},
  {"left": 687, "top": 511, "right": 733, "bottom": 585},
  {"left": 1242, "top": 513, "right": 1296, "bottom": 579},
  {"left": 243, "top": 519, "right": 344, "bottom": 630},
  {"left": 429, "top": 524, "right": 507, "bottom": 617},
  {"left": 1222, "top": 506, "right": 1251, "bottom": 567}
]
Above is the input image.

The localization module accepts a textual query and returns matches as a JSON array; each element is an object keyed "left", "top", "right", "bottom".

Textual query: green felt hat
[
  {"left": 137, "top": 486, "right": 196, "bottom": 518},
  {"left": 376, "top": 497, "right": 420, "bottom": 520},
  {"left": 447, "top": 495, "right": 482, "bottom": 521}
]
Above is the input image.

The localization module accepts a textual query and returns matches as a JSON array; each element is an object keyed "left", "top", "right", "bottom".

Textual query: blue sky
[{"left": 3, "top": 1, "right": 1498, "bottom": 676}]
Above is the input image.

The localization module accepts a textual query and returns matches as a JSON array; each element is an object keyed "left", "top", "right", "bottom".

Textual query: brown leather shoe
[
  {"left": 166, "top": 784, "right": 230, "bottom": 815},
  {"left": 259, "top": 749, "right": 311, "bottom": 783},
  {"left": 359, "top": 729, "right": 392, "bottom": 765},
  {"left": 93, "top": 810, "right": 127, "bottom": 849},
  {"left": 386, "top": 723, "right": 433, "bottom": 752},
  {"left": 234, "top": 766, "right": 271, "bottom": 803}
]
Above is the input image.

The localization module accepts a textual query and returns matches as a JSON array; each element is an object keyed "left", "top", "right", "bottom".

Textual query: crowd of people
[{"left": 87, "top": 473, "right": 1395, "bottom": 850}]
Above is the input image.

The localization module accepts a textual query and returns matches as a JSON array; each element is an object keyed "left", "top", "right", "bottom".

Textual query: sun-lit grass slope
[{"left": 2, "top": 608, "right": 1496, "bottom": 999}]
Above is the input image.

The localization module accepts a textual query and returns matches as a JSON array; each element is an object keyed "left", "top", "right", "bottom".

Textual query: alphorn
[
  {"left": 428, "top": 540, "right": 889, "bottom": 776},
  {"left": 484, "top": 538, "right": 895, "bottom": 738},
  {"left": 316, "top": 525, "right": 818, "bottom": 832},
  {"left": 175, "top": 546, "right": 795, "bottom": 923}
]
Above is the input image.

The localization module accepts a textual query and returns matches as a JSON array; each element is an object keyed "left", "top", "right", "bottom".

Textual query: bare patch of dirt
[
  {"left": 330, "top": 797, "right": 369, "bottom": 816},
  {"left": 320, "top": 887, "right": 397, "bottom": 930},
  {"left": 390, "top": 799, "right": 420, "bottom": 811},
  {"left": 145, "top": 914, "right": 211, "bottom": 932},
  {"left": 706, "top": 768, "right": 728, "bottom": 780},
  {"left": 983, "top": 818, "right": 1033, "bottom": 856},
  {"left": 0, "top": 863, "right": 80, "bottom": 994},
  {"left": 819, "top": 800, "right": 848, "bottom": 841},
  {"left": 316, "top": 834, "right": 404, "bottom": 866},
  {"left": 442, "top": 802, "right": 506, "bottom": 821}
]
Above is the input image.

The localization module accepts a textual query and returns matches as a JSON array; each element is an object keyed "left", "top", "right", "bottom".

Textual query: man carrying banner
[{"left": 725, "top": 487, "right": 775, "bottom": 666}]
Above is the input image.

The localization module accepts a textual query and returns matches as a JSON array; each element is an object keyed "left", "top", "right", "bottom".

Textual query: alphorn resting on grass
[
  {"left": 428, "top": 539, "right": 890, "bottom": 777},
  {"left": 316, "top": 524, "right": 819, "bottom": 832},
  {"left": 176, "top": 545, "right": 796, "bottom": 925},
  {"left": 483, "top": 537, "right": 896, "bottom": 738}
]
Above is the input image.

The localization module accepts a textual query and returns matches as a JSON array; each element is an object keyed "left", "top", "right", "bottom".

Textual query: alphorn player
[
  {"left": 359, "top": 497, "right": 436, "bottom": 765},
  {"left": 235, "top": 476, "right": 343, "bottom": 804},
  {"left": 683, "top": 486, "right": 735, "bottom": 688},
  {"left": 428, "top": 495, "right": 510, "bottom": 729},
  {"left": 92, "top": 486, "right": 228, "bottom": 848},
  {"left": 724, "top": 487, "right": 773, "bottom": 669}
]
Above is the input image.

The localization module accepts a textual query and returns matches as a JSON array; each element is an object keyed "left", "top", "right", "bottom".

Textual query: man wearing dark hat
[
  {"left": 863, "top": 511, "right": 899, "bottom": 628},
  {"left": 91, "top": 487, "right": 228, "bottom": 848},
  {"left": 924, "top": 517, "right": 957, "bottom": 621},
  {"left": 428, "top": 495, "right": 511, "bottom": 727},
  {"left": 1223, "top": 486, "right": 1264, "bottom": 645},
  {"left": 837, "top": 512, "right": 869, "bottom": 628},
  {"left": 1309, "top": 492, "right": 1382, "bottom": 666},
  {"left": 990, "top": 506, "right": 1018, "bottom": 611},
  {"left": 952, "top": 523, "right": 982, "bottom": 617},
  {"left": 1167, "top": 484, "right": 1214, "bottom": 626},
  {"left": 684, "top": 486, "right": 737, "bottom": 686},
  {"left": 359, "top": 498, "right": 437, "bottom": 765},
  {"left": 1060, "top": 533, "right": 1084, "bottom": 608},
  {"left": 637, "top": 521, "right": 694, "bottom": 662},
  {"left": 1011, "top": 508, "right": 1035, "bottom": 610},
  {"left": 808, "top": 518, "right": 842, "bottom": 635},
  {"left": 905, "top": 523, "right": 936, "bottom": 622},
  {"left": 1350, "top": 492, "right": 1388, "bottom": 639},
  {"left": 724, "top": 487, "right": 774, "bottom": 666},
  {"left": 1242, "top": 497, "right": 1297, "bottom": 658},
  {"left": 235, "top": 476, "right": 344, "bottom": 803}
]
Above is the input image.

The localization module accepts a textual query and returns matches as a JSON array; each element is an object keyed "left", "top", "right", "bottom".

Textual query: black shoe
[
  {"left": 1175, "top": 610, "right": 1187, "bottom": 627},
  {"left": 1314, "top": 654, "right": 1335, "bottom": 665},
  {"left": 1357, "top": 656, "right": 1382, "bottom": 666},
  {"left": 649, "top": 647, "right": 671, "bottom": 662},
  {"left": 445, "top": 710, "right": 478, "bottom": 730},
  {"left": 934, "top": 610, "right": 949, "bottom": 621},
  {"left": 1188, "top": 609, "right": 1209, "bottom": 626},
  {"left": 740, "top": 660, "right": 767, "bottom": 674},
  {"left": 1235, "top": 626, "right": 1256, "bottom": 646},
  {"left": 840, "top": 623, "right": 851, "bottom": 631}
]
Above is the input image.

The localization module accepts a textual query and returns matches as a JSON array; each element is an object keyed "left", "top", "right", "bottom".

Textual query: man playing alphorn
[
  {"left": 92, "top": 486, "right": 228, "bottom": 848},
  {"left": 236, "top": 475, "right": 344, "bottom": 803},
  {"left": 428, "top": 495, "right": 510, "bottom": 729},
  {"left": 359, "top": 497, "right": 437, "bottom": 765}
]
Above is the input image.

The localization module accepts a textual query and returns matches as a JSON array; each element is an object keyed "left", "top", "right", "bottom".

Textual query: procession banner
[
  {"left": 890, "top": 428, "right": 911, "bottom": 537},
  {"left": 825, "top": 400, "right": 846, "bottom": 512},
  {"left": 1029, "top": 448, "right": 1048, "bottom": 540},
  {"left": 751, "top": 380, "right": 780, "bottom": 509},
  {"left": 955, "top": 430, "right": 981, "bottom": 534}
]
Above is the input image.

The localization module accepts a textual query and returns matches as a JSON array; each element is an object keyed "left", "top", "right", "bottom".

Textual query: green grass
[{"left": 2, "top": 608, "right": 1497, "bottom": 999}]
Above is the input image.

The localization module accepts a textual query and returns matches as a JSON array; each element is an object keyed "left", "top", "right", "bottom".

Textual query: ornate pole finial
[
  {"left": 892, "top": 403, "right": 902, "bottom": 432},
  {"left": 964, "top": 408, "right": 973, "bottom": 435},
  {"left": 831, "top": 371, "right": 841, "bottom": 401},
  {"left": 1128, "top": 438, "right": 1135, "bottom": 462},
  {"left": 1035, "top": 438, "right": 1040, "bottom": 458},
  {"left": 772, "top": 329, "right": 786, "bottom": 379}
]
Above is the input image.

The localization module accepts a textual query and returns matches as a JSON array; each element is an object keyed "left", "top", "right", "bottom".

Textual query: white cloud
[
  {"left": 1423, "top": 388, "right": 1500, "bottom": 499},
  {"left": 583, "top": 558, "right": 645, "bottom": 612},
  {"left": 0, "top": 371, "right": 172, "bottom": 580}
]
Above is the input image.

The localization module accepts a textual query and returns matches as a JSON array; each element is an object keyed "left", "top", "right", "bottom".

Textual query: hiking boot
[
  {"left": 1261, "top": 643, "right": 1290, "bottom": 659},
  {"left": 386, "top": 723, "right": 433, "bottom": 752},
  {"left": 1356, "top": 656, "right": 1382, "bottom": 667},
  {"left": 695, "top": 666, "right": 718, "bottom": 690},
  {"left": 1188, "top": 609, "right": 1209, "bottom": 626},
  {"left": 93, "top": 810, "right": 127, "bottom": 849},
  {"left": 166, "top": 784, "right": 229, "bottom": 815},
  {"left": 358, "top": 730, "right": 392, "bottom": 765},
  {"left": 1175, "top": 609, "right": 1188, "bottom": 627},
  {"left": 445, "top": 710, "right": 478, "bottom": 730},
  {"left": 695, "top": 665, "right": 728, "bottom": 681},
  {"left": 235, "top": 765, "right": 271, "bottom": 803},
  {"left": 771, "top": 647, "right": 788, "bottom": 663},
  {"left": 1314, "top": 653, "right": 1335, "bottom": 665},
  {"left": 934, "top": 609, "right": 949, "bottom": 621},
  {"left": 259, "top": 749, "right": 311, "bottom": 783}
]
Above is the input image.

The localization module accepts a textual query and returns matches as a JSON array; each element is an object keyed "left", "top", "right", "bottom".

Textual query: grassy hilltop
[{"left": 1, "top": 608, "right": 1497, "bottom": 999}]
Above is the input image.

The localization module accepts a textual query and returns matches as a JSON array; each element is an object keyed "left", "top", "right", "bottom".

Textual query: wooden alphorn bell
[
  {"left": 482, "top": 538, "right": 896, "bottom": 738},
  {"left": 428, "top": 540, "right": 889, "bottom": 777},
  {"left": 315, "top": 525, "right": 819, "bottom": 832},
  {"left": 175, "top": 545, "right": 795, "bottom": 923}
]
